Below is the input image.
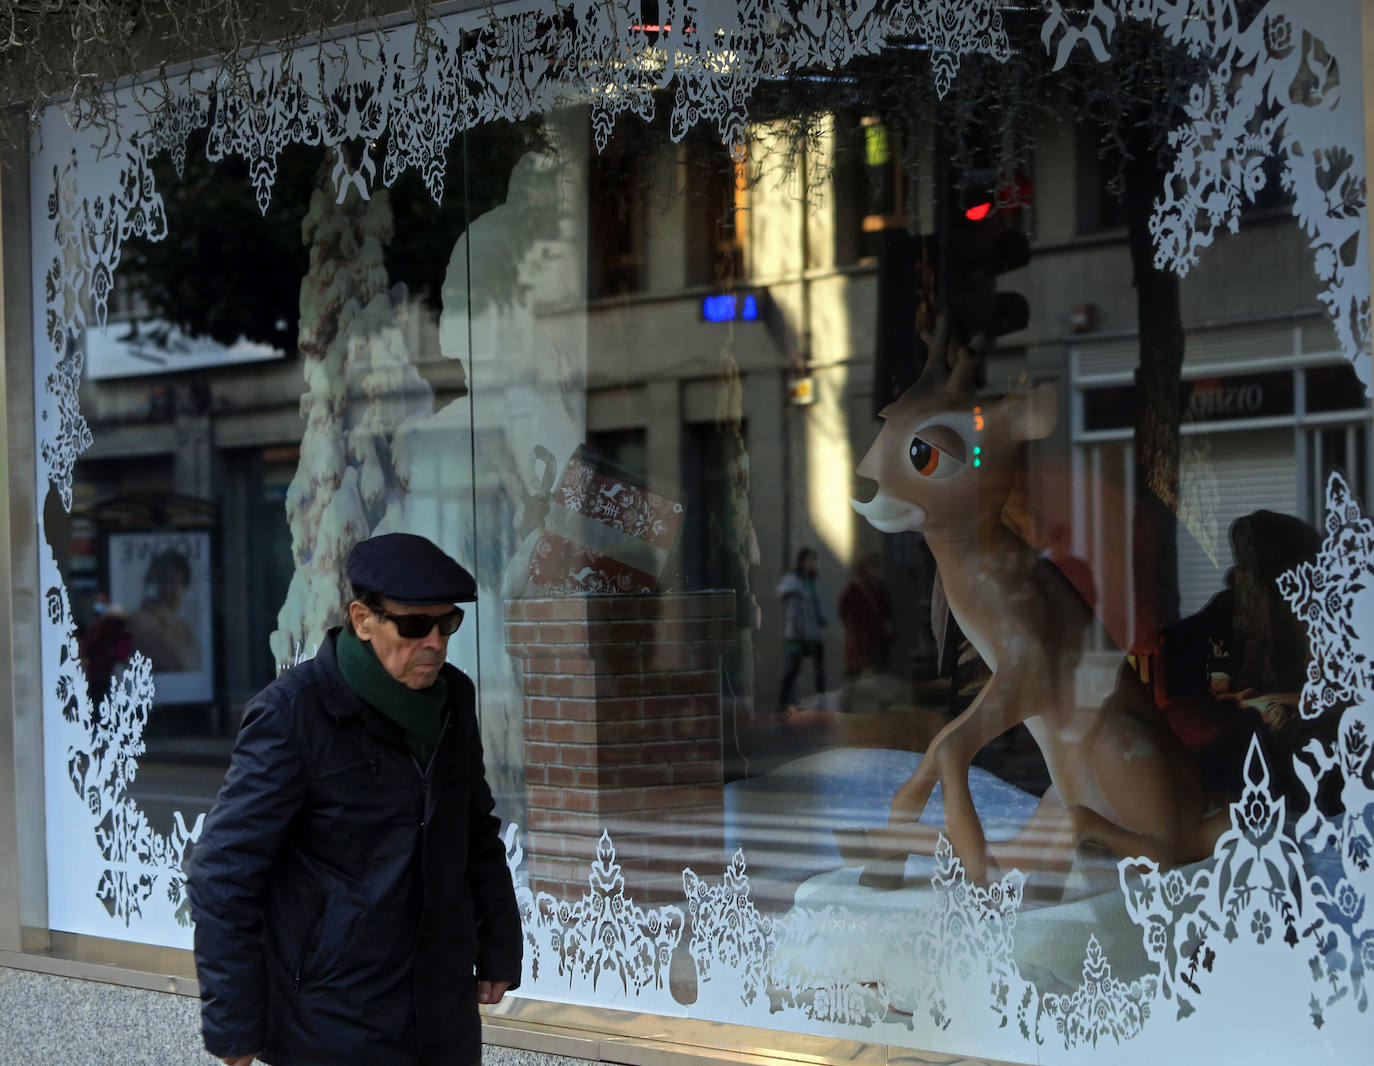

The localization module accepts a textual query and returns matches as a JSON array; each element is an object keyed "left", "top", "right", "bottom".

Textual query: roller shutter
[{"left": 1175, "top": 429, "right": 1297, "bottom": 616}]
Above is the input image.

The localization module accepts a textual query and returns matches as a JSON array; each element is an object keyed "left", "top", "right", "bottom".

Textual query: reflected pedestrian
[
  {"left": 838, "top": 552, "right": 892, "bottom": 677},
  {"left": 1042, "top": 523, "right": 1097, "bottom": 610},
  {"left": 78, "top": 592, "right": 132, "bottom": 701},
  {"left": 777, "top": 546, "right": 828, "bottom": 712}
]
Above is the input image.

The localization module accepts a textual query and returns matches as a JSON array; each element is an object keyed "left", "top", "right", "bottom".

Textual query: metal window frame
[{"left": 0, "top": 147, "right": 47, "bottom": 957}]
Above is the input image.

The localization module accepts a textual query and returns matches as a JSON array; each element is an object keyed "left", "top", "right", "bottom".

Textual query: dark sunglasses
[{"left": 374, "top": 605, "right": 465, "bottom": 639}]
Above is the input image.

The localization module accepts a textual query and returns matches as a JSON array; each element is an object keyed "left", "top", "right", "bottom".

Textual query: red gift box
[{"left": 525, "top": 445, "right": 683, "bottom": 594}]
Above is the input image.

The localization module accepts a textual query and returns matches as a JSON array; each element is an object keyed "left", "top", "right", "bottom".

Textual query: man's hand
[
  {"left": 219, "top": 1056, "right": 256, "bottom": 1066},
  {"left": 477, "top": 980, "right": 511, "bottom": 1005}
]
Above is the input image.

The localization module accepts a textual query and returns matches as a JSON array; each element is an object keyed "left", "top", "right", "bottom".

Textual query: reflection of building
[
  {"left": 470, "top": 107, "right": 1369, "bottom": 707},
  {"left": 1071, "top": 323, "right": 1367, "bottom": 643},
  {"left": 61, "top": 104, "right": 1352, "bottom": 730},
  {"left": 55, "top": 275, "right": 470, "bottom": 731}
]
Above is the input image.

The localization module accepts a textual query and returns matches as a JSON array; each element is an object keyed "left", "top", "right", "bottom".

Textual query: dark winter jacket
[{"left": 187, "top": 629, "right": 523, "bottom": 1066}]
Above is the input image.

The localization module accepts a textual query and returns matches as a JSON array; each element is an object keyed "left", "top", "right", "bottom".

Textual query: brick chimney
[{"left": 505, "top": 591, "right": 735, "bottom": 902}]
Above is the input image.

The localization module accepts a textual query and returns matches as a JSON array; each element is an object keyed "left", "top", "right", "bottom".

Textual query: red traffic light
[{"left": 960, "top": 172, "right": 1031, "bottom": 222}]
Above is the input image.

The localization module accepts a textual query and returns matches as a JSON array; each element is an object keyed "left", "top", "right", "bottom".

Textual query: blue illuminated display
[{"left": 701, "top": 293, "right": 759, "bottom": 323}]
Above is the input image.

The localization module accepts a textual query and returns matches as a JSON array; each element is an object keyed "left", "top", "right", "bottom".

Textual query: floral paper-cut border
[
  {"left": 1279, "top": 471, "right": 1374, "bottom": 717},
  {"left": 1040, "top": 936, "right": 1157, "bottom": 1048},
  {"left": 495, "top": 468, "right": 1374, "bottom": 1050},
  {"left": 508, "top": 827, "right": 685, "bottom": 1009},
  {"left": 1118, "top": 472, "right": 1374, "bottom": 1027},
  {"left": 1276, "top": 475, "right": 1374, "bottom": 1018},
  {"left": 46, "top": 572, "right": 202, "bottom": 926}
]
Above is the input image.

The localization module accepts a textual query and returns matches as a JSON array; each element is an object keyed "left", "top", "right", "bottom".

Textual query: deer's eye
[{"left": 909, "top": 435, "right": 963, "bottom": 479}]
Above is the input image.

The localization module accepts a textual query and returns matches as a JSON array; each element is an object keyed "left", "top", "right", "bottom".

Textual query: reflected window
[{"left": 587, "top": 123, "right": 648, "bottom": 297}]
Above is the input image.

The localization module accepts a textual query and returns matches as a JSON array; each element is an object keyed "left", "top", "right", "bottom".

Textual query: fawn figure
[{"left": 840, "top": 324, "right": 1228, "bottom": 888}]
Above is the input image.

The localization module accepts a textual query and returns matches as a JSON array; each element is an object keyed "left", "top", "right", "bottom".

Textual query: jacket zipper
[
  {"left": 412, "top": 715, "right": 449, "bottom": 1046},
  {"left": 291, "top": 897, "right": 328, "bottom": 993},
  {"left": 417, "top": 715, "right": 449, "bottom": 826}
]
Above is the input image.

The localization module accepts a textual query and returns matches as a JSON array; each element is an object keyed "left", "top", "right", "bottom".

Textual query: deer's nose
[{"left": 851, "top": 474, "right": 880, "bottom": 504}]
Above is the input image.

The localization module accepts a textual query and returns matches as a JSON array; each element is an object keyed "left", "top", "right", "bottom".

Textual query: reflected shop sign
[{"left": 1083, "top": 370, "right": 1295, "bottom": 431}]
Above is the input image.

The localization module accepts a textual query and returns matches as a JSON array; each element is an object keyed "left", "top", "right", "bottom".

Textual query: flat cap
[{"left": 346, "top": 533, "right": 478, "bottom": 604}]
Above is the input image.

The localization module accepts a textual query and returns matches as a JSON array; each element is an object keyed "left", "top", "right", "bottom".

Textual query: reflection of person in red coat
[
  {"left": 79, "top": 593, "right": 133, "bottom": 700},
  {"left": 838, "top": 552, "right": 892, "bottom": 677},
  {"left": 1042, "top": 523, "right": 1097, "bottom": 609}
]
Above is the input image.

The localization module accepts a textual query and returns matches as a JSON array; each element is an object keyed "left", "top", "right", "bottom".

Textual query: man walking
[{"left": 189, "top": 532, "right": 522, "bottom": 1066}]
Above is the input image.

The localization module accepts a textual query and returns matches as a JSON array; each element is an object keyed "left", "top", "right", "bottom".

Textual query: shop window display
[{"left": 21, "top": 1, "right": 1374, "bottom": 1062}]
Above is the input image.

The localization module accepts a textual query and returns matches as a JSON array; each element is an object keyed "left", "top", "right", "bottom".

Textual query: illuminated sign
[
  {"left": 701, "top": 292, "right": 760, "bottom": 323},
  {"left": 788, "top": 376, "right": 816, "bottom": 405}
]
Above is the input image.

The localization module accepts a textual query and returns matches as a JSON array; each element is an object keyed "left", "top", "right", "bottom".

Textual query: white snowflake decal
[
  {"left": 1044, "top": 0, "right": 1371, "bottom": 391},
  {"left": 49, "top": 581, "right": 203, "bottom": 925},
  {"left": 765, "top": 836, "right": 1033, "bottom": 1033},
  {"left": 514, "top": 829, "right": 684, "bottom": 1000},
  {"left": 39, "top": 351, "right": 93, "bottom": 512},
  {"left": 1040, "top": 935, "right": 1157, "bottom": 1047},
  {"left": 683, "top": 849, "right": 775, "bottom": 1006},
  {"left": 1279, "top": 471, "right": 1374, "bottom": 717},
  {"left": 1113, "top": 474, "right": 1374, "bottom": 1028}
]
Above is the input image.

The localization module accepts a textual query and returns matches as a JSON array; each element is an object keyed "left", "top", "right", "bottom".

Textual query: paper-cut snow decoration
[
  {"left": 37, "top": 1, "right": 1371, "bottom": 515},
  {"left": 49, "top": 578, "right": 202, "bottom": 926},
  {"left": 511, "top": 828, "right": 685, "bottom": 1005}
]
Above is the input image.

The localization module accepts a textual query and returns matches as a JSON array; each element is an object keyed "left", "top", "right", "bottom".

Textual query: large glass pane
[
  {"left": 455, "top": 4, "right": 1370, "bottom": 1055},
  {"left": 25, "top": 2, "right": 1374, "bottom": 1062}
]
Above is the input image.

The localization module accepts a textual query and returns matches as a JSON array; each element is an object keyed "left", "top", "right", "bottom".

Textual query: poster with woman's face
[{"left": 107, "top": 531, "right": 214, "bottom": 705}]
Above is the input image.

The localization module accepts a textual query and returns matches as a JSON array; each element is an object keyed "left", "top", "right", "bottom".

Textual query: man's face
[{"left": 350, "top": 597, "right": 455, "bottom": 690}]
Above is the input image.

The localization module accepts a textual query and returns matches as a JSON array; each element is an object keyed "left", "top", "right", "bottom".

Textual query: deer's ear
[{"left": 1001, "top": 383, "right": 1057, "bottom": 441}]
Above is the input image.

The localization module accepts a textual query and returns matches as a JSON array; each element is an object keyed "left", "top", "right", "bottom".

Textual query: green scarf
[{"left": 336, "top": 628, "right": 447, "bottom": 761}]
